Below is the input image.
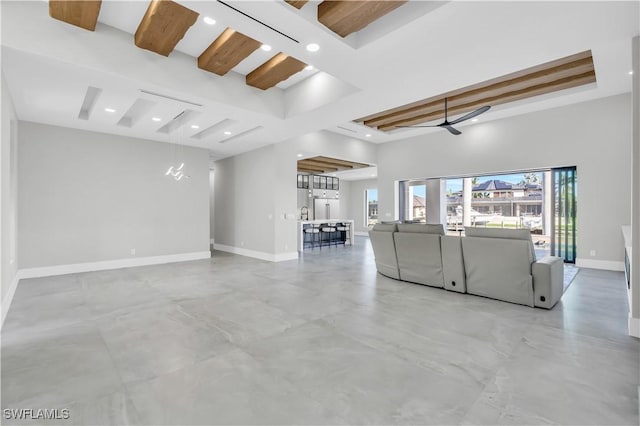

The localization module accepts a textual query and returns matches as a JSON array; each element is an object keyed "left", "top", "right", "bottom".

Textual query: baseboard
[
  {"left": 17, "top": 251, "right": 212, "bottom": 280},
  {"left": 213, "top": 243, "right": 298, "bottom": 262},
  {"left": 354, "top": 232, "right": 369, "bottom": 237},
  {"left": 1, "top": 272, "right": 20, "bottom": 328},
  {"left": 629, "top": 316, "right": 640, "bottom": 338},
  {"left": 575, "top": 258, "right": 625, "bottom": 271}
]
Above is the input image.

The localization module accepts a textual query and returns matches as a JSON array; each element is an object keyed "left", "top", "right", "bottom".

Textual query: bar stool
[
  {"left": 303, "top": 223, "right": 320, "bottom": 249},
  {"left": 336, "top": 222, "right": 351, "bottom": 246},
  {"left": 320, "top": 222, "right": 337, "bottom": 248}
]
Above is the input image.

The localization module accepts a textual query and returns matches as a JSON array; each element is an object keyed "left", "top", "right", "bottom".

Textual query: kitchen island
[{"left": 297, "top": 219, "right": 355, "bottom": 251}]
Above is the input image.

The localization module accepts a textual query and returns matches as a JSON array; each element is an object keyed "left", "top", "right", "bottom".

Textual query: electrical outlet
[
  {"left": 240, "top": 241, "right": 244, "bottom": 247},
  {"left": 589, "top": 249, "right": 596, "bottom": 257},
  {"left": 130, "top": 248, "right": 136, "bottom": 255}
]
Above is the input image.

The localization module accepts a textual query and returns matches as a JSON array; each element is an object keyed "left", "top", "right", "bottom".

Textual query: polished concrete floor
[{"left": 2, "top": 237, "right": 638, "bottom": 425}]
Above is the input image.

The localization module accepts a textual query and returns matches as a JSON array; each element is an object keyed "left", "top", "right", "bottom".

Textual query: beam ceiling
[
  {"left": 134, "top": 0, "right": 199, "bottom": 57},
  {"left": 298, "top": 156, "right": 370, "bottom": 174},
  {"left": 198, "top": 28, "right": 261, "bottom": 76},
  {"left": 246, "top": 53, "right": 307, "bottom": 90},
  {"left": 317, "top": 0, "right": 407, "bottom": 38},
  {"left": 285, "top": 1, "right": 309, "bottom": 10},
  {"left": 49, "top": 0, "right": 102, "bottom": 31},
  {"left": 358, "top": 50, "right": 597, "bottom": 132}
]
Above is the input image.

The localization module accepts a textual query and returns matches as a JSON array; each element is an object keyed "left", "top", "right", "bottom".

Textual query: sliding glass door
[{"left": 551, "top": 167, "right": 577, "bottom": 263}]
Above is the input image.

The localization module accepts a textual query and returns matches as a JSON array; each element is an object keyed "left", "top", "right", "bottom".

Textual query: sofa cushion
[
  {"left": 462, "top": 236, "right": 534, "bottom": 307},
  {"left": 394, "top": 232, "right": 444, "bottom": 287},
  {"left": 464, "top": 227, "right": 536, "bottom": 262},
  {"left": 369, "top": 228, "right": 400, "bottom": 279},
  {"left": 397, "top": 223, "right": 445, "bottom": 235},
  {"left": 372, "top": 223, "right": 398, "bottom": 232}
]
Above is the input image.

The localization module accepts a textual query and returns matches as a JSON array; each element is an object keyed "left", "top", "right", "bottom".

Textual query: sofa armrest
[{"left": 532, "top": 256, "right": 564, "bottom": 309}]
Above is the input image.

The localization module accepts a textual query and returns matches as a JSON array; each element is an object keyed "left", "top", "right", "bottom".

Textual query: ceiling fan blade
[
  {"left": 443, "top": 125, "right": 462, "bottom": 135},
  {"left": 449, "top": 105, "right": 491, "bottom": 125},
  {"left": 396, "top": 125, "right": 440, "bottom": 128}
]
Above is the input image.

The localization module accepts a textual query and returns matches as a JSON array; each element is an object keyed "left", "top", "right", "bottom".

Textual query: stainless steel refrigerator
[{"left": 314, "top": 198, "right": 340, "bottom": 220}]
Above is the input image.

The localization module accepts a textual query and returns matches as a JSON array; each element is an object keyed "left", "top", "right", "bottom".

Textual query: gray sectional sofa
[{"left": 368, "top": 223, "right": 564, "bottom": 309}]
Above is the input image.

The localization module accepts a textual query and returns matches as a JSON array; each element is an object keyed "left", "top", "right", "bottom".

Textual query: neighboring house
[
  {"left": 447, "top": 179, "right": 543, "bottom": 217},
  {"left": 412, "top": 195, "right": 425, "bottom": 219}
]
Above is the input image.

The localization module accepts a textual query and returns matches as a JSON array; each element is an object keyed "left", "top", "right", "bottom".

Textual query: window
[
  {"left": 398, "top": 169, "right": 576, "bottom": 261},
  {"left": 399, "top": 180, "right": 427, "bottom": 223},
  {"left": 365, "top": 189, "right": 378, "bottom": 228}
]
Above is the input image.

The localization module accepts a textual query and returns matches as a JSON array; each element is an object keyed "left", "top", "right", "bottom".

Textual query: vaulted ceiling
[{"left": 2, "top": 1, "right": 638, "bottom": 162}]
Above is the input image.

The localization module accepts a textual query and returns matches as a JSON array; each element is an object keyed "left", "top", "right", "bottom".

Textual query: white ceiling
[{"left": 1, "top": 1, "right": 639, "bottom": 166}]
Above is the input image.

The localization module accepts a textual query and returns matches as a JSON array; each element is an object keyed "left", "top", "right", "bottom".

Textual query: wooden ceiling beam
[
  {"left": 298, "top": 163, "right": 339, "bottom": 172},
  {"left": 359, "top": 50, "right": 594, "bottom": 124},
  {"left": 134, "top": 0, "right": 199, "bottom": 57},
  {"left": 355, "top": 50, "right": 597, "bottom": 132},
  {"left": 298, "top": 156, "right": 370, "bottom": 174},
  {"left": 300, "top": 160, "right": 354, "bottom": 170},
  {"left": 298, "top": 166, "right": 330, "bottom": 173},
  {"left": 378, "top": 71, "right": 596, "bottom": 131},
  {"left": 198, "top": 28, "right": 261, "bottom": 76},
  {"left": 49, "top": 0, "right": 102, "bottom": 31},
  {"left": 285, "top": 0, "right": 309, "bottom": 9},
  {"left": 314, "top": 156, "right": 369, "bottom": 168},
  {"left": 246, "top": 53, "right": 307, "bottom": 90},
  {"left": 317, "top": 1, "right": 407, "bottom": 38},
  {"left": 364, "top": 59, "right": 594, "bottom": 127}
]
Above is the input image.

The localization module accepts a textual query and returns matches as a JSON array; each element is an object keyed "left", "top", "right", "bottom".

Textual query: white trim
[
  {"left": 1, "top": 273, "right": 20, "bottom": 328},
  {"left": 355, "top": 231, "right": 369, "bottom": 237},
  {"left": 214, "top": 243, "right": 298, "bottom": 262},
  {"left": 575, "top": 258, "right": 625, "bottom": 271},
  {"left": 18, "top": 251, "right": 212, "bottom": 280},
  {"left": 629, "top": 315, "right": 640, "bottom": 338}
]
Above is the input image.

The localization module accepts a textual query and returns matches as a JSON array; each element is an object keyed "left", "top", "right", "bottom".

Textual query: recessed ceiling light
[
  {"left": 370, "top": 174, "right": 376, "bottom": 177},
  {"left": 306, "top": 43, "right": 320, "bottom": 52},
  {"left": 629, "top": 70, "right": 634, "bottom": 75},
  {"left": 224, "top": 131, "right": 232, "bottom": 135},
  {"left": 365, "top": 134, "right": 372, "bottom": 137},
  {"left": 151, "top": 117, "right": 162, "bottom": 122},
  {"left": 203, "top": 16, "right": 216, "bottom": 25},
  {"left": 297, "top": 153, "right": 303, "bottom": 157},
  {"left": 471, "top": 118, "right": 479, "bottom": 122},
  {"left": 261, "top": 44, "right": 272, "bottom": 52},
  {"left": 104, "top": 108, "right": 116, "bottom": 113},
  {"left": 304, "top": 65, "right": 314, "bottom": 71},
  {"left": 191, "top": 125, "right": 200, "bottom": 129}
]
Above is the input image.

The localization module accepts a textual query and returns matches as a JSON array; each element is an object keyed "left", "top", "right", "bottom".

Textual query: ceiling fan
[{"left": 398, "top": 98, "right": 491, "bottom": 135}]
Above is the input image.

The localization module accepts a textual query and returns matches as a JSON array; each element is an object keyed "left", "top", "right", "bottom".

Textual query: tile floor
[{"left": 1, "top": 237, "right": 638, "bottom": 425}]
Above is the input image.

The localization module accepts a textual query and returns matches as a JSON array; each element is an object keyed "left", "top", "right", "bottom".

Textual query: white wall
[
  {"left": 1, "top": 72, "right": 19, "bottom": 323},
  {"left": 338, "top": 180, "right": 351, "bottom": 221},
  {"left": 630, "top": 36, "right": 639, "bottom": 333},
  {"left": 377, "top": 94, "right": 632, "bottom": 267},
  {"left": 215, "top": 145, "right": 280, "bottom": 258},
  {"left": 209, "top": 170, "right": 215, "bottom": 244},
  {"left": 18, "top": 122, "right": 210, "bottom": 268}
]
